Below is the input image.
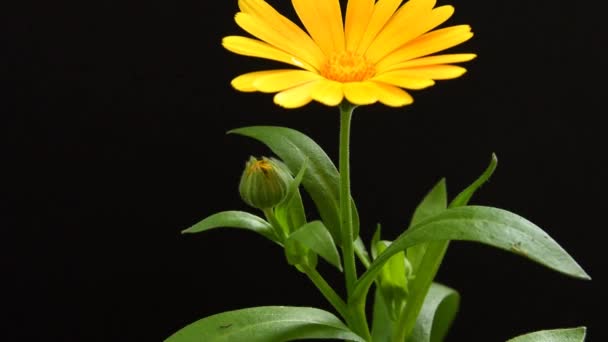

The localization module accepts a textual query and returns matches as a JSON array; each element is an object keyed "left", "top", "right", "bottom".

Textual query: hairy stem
[
  {"left": 339, "top": 102, "right": 371, "bottom": 341},
  {"left": 339, "top": 102, "right": 357, "bottom": 296}
]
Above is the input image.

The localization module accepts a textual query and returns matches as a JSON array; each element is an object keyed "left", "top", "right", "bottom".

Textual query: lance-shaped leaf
[
  {"left": 285, "top": 221, "right": 342, "bottom": 271},
  {"left": 182, "top": 211, "right": 277, "bottom": 242},
  {"left": 165, "top": 306, "right": 366, "bottom": 342},
  {"left": 389, "top": 179, "right": 449, "bottom": 341},
  {"left": 408, "top": 283, "right": 460, "bottom": 342},
  {"left": 229, "top": 126, "right": 359, "bottom": 244},
  {"left": 354, "top": 236, "right": 371, "bottom": 268},
  {"left": 275, "top": 160, "right": 308, "bottom": 234},
  {"left": 407, "top": 179, "right": 448, "bottom": 274},
  {"left": 449, "top": 153, "right": 498, "bottom": 208},
  {"left": 399, "top": 155, "right": 498, "bottom": 341},
  {"left": 371, "top": 289, "right": 393, "bottom": 342},
  {"left": 353, "top": 206, "right": 590, "bottom": 308},
  {"left": 397, "top": 242, "right": 448, "bottom": 342},
  {"left": 506, "top": 327, "right": 587, "bottom": 342}
]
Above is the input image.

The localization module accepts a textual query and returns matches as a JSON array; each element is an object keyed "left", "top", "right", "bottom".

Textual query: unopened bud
[
  {"left": 239, "top": 156, "right": 292, "bottom": 209},
  {"left": 375, "top": 241, "right": 410, "bottom": 319}
]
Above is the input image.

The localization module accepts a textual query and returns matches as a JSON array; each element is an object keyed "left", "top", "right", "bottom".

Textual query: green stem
[
  {"left": 302, "top": 265, "right": 349, "bottom": 320},
  {"left": 339, "top": 102, "right": 372, "bottom": 341},
  {"left": 348, "top": 299, "right": 372, "bottom": 341},
  {"left": 263, "top": 208, "right": 287, "bottom": 242},
  {"left": 339, "top": 102, "right": 357, "bottom": 296}
]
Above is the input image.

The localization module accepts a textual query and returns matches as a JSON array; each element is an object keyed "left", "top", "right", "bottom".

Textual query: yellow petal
[
  {"left": 253, "top": 70, "right": 323, "bottom": 93},
  {"left": 390, "top": 65, "right": 468, "bottom": 80},
  {"left": 372, "top": 71, "right": 435, "bottom": 89},
  {"left": 376, "top": 25, "right": 474, "bottom": 71},
  {"left": 237, "top": 0, "right": 325, "bottom": 69},
  {"left": 231, "top": 70, "right": 282, "bottom": 92},
  {"left": 235, "top": 12, "right": 323, "bottom": 71},
  {"left": 223, "top": 36, "right": 316, "bottom": 72},
  {"left": 355, "top": 0, "right": 403, "bottom": 55},
  {"left": 345, "top": 0, "right": 374, "bottom": 51},
  {"left": 343, "top": 82, "right": 379, "bottom": 105},
  {"left": 274, "top": 81, "right": 319, "bottom": 108},
  {"left": 384, "top": 53, "right": 476, "bottom": 71},
  {"left": 311, "top": 79, "right": 344, "bottom": 106},
  {"left": 367, "top": 5, "right": 454, "bottom": 63},
  {"left": 292, "top": 0, "right": 345, "bottom": 56},
  {"left": 370, "top": 82, "right": 414, "bottom": 107}
]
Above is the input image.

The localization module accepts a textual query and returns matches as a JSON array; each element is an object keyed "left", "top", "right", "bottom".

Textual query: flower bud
[
  {"left": 375, "top": 241, "right": 411, "bottom": 319},
  {"left": 239, "top": 156, "right": 292, "bottom": 209}
]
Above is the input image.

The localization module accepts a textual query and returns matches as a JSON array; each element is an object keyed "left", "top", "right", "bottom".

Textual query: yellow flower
[{"left": 223, "top": 0, "right": 475, "bottom": 108}]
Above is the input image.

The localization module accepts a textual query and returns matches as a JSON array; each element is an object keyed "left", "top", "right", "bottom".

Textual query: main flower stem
[
  {"left": 339, "top": 102, "right": 371, "bottom": 341},
  {"left": 339, "top": 102, "right": 356, "bottom": 296}
]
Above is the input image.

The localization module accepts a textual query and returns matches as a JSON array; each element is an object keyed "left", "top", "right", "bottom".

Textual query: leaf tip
[{"left": 579, "top": 270, "right": 592, "bottom": 281}]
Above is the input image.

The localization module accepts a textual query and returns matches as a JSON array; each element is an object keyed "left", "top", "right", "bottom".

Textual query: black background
[{"left": 4, "top": 0, "right": 606, "bottom": 341}]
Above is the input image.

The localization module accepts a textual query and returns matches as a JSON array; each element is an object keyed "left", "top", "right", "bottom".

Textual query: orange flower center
[
  {"left": 320, "top": 51, "right": 376, "bottom": 82},
  {"left": 248, "top": 159, "right": 273, "bottom": 176}
]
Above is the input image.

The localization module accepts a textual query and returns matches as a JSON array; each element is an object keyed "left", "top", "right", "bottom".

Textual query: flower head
[
  {"left": 223, "top": 0, "right": 476, "bottom": 108},
  {"left": 239, "top": 156, "right": 293, "bottom": 209}
]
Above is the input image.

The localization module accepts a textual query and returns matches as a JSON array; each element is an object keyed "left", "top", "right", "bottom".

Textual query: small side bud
[
  {"left": 375, "top": 241, "right": 410, "bottom": 320},
  {"left": 239, "top": 156, "right": 292, "bottom": 210}
]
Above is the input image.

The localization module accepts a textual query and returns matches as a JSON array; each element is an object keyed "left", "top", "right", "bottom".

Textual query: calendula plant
[{"left": 166, "top": 0, "right": 590, "bottom": 341}]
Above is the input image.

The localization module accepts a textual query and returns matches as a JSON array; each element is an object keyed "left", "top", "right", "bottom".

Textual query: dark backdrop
[{"left": 4, "top": 0, "right": 605, "bottom": 341}]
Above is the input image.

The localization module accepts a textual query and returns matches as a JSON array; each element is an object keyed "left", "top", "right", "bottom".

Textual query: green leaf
[
  {"left": 449, "top": 153, "right": 498, "bottom": 208},
  {"left": 410, "top": 179, "right": 448, "bottom": 227},
  {"left": 371, "top": 289, "right": 394, "bottom": 342},
  {"left": 354, "top": 205, "right": 590, "bottom": 311},
  {"left": 286, "top": 221, "right": 342, "bottom": 271},
  {"left": 354, "top": 236, "right": 371, "bottom": 268},
  {"left": 408, "top": 283, "right": 460, "bottom": 342},
  {"left": 182, "top": 211, "right": 277, "bottom": 242},
  {"left": 164, "top": 306, "right": 366, "bottom": 342},
  {"left": 387, "top": 179, "right": 448, "bottom": 341},
  {"left": 407, "top": 179, "right": 448, "bottom": 274},
  {"left": 397, "top": 242, "right": 449, "bottom": 342},
  {"left": 506, "top": 327, "right": 587, "bottom": 342},
  {"left": 275, "top": 161, "right": 308, "bottom": 234},
  {"left": 371, "top": 224, "right": 382, "bottom": 260},
  {"left": 229, "top": 126, "right": 359, "bottom": 244}
]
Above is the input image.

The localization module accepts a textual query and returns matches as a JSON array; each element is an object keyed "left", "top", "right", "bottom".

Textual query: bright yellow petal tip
[{"left": 223, "top": 0, "right": 475, "bottom": 109}]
